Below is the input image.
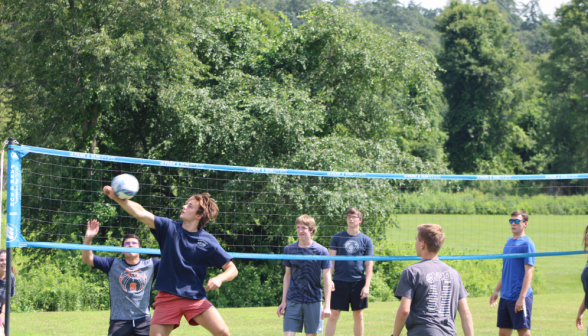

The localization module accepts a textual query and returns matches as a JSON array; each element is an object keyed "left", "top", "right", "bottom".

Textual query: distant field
[{"left": 388, "top": 214, "right": 588, "bottom": 255}]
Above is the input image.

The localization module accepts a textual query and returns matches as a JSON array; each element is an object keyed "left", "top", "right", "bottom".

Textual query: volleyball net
[{"left": 3, "top": 143, "right": 588, "bottom": 261}]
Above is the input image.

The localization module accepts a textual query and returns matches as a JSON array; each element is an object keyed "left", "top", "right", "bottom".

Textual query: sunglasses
[{"left": 509, "top": 219, "right": 525, "bottom": 225}]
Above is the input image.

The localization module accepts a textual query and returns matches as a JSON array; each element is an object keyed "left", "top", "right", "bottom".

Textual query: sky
[{"left": 408, "top": 0, "right": 569, "bottom": 17}]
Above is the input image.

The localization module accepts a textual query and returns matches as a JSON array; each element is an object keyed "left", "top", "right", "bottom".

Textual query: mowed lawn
[
  {"left": 9, "top": 214, "right": 588, "bottom": 335},
  {"left": 390, "top": 214, "right": 588, "bottom": 254}
]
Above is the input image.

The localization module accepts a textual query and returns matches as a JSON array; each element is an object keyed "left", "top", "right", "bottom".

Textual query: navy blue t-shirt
[
  {"left": 283, "top": 241, "right": 331, "bottom": 304},
  {"left": 151, "top": 216, "right": 233, "bottom": 300},
  {"left": 330, "top": 231, "right": 373, "bottom": 282}
]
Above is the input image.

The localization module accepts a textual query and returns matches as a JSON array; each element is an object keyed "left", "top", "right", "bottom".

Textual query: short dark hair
[
  {"left": 346, "top": 208, "right": 363, "bottom": 219},
  {"left": 122, "top": 234, "right": 142, "bottom": 248},
  {"left": 417, "top": 224, "right": 445, "bottom": 254},
  {"left": 511, "top": 210, "right": 529, "bottom": 222}
]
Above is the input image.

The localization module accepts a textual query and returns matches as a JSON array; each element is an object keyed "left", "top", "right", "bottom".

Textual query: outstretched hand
[
  {"left": 85, "top": 219, "right": 100, "bottom": 239},
  {"left": 103, "top": 185, "right": 118, "bottom": 200}
]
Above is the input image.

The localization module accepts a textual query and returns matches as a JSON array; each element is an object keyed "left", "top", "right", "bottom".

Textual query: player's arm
[
  {"left": 103, "top": 185, "right": 155, "bottom": 229},
  {"left": 81, "top": 219, "right": 99, "bottom": 267},
  {"left": 490, "top": 277, "right": 502, "bottom": 306},
  {"left": 458, "top": 298, "right": 474, "bottom": 336},
  {"left": 515, "top": 264, "right": 534, "bottom": 313},
  {"left": 277, "top": 266, "right": 291, "bottom": 317},
  {"left": 329, "top": 249, "right": 337, "bottom": 291},
  {"left": 360, "top": 260, "right": 373, "bottom": 299},
  {"left": 322, "top": 268, "right": 332, "bottom": 319},
  {"left": 392, "top": 296, "right": 411, "bottom": 336},
  {"left": 577, "top": 296, "right": 586, "bottom": 330},
  {"left": 205, "top": 261, "right": 238, "bottom": 291}
]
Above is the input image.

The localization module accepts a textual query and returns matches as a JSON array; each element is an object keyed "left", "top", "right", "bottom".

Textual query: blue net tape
[
  {"left": 15, "top": 145, "right": 588, "bottom": 181},
  {"left": 23, "top": 242, "right": 586, "bottom": 260}
]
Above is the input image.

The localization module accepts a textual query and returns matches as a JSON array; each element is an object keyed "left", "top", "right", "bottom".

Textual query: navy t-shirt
[
  {"left": 151, "top": 216, "right": 233, "bottom": 300},
  {"left": 283, "top": 241, "right": 331, "bottom": 304},
  {"left": 0, "top": 273, "right": 15, "bottom": 313},
  {"left": 329, "top": 231, "right": 373, "bottom": 282}
]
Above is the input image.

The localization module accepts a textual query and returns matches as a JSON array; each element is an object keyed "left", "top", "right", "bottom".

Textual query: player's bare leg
[
  {"left": 325, "top": 309, "right": 340, "bottom": 336},
  {"left": 193, "top": 307, "right": 230, "bottom": 336},
  {"left": 353, "top": 309, "right": 364, "bottom": 336},
  {"left": 149, "top": 324, "right": 174, "bottom": 336}
]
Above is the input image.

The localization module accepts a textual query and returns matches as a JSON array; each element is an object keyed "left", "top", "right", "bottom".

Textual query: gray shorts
[{"left": 283, "top": 301, "right": 324, "bottom": 334}]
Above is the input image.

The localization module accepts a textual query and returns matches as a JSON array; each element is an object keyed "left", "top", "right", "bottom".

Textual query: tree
[
  {"left": 0, "top": 0, "right": 213, "bottom": 153},
  {"left": 436, "top": 0, "right": 531, "bottom": 174},
  {"left": 540, "top": 0, "right": 588, "bottom": 173}
]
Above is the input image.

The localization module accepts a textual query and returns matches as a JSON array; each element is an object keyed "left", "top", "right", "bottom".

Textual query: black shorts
[
  {"left": 108, "top": 316, "right": 151, "bottom": 336},
  {"left": 330, "top": 279, "right": 368, "bottom": 311}
]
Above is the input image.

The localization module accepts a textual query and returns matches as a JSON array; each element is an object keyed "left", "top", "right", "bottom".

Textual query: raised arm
[
  {"left": 458, "top": 298, "right": 474, "bottom": 336},
  {"left": 103, "top": 185, "right": 155, "bottom": 229},
  {"left": 81, "top": 219, "right": 99, "bottom": 267}
]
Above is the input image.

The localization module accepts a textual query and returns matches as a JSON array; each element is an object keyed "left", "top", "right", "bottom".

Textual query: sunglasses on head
[{"left": 509, "top": 219, "right": 524, "bottom": 224}]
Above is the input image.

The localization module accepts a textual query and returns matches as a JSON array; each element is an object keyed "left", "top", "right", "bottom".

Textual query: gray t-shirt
[
  {"left": 329, "top": 231, "right": 373, "bottom": 282},
  {"left": 94, "top": 256, "right": 159, "bottom": 320},
  {"left": 395, "top": 259, "right": 468, "bottom": 336}
]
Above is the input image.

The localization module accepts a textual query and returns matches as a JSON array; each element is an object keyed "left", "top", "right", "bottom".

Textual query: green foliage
[
  {"left": 207, "top": 260, "right": 283, "bottom": 308},
  {"left": 11, "top": 251, "right": 110, "bottom": 312},
  {"left": 539, "top": 0, "right": 588, "bottom": 175},
  {"left": 436, "top": 0, "right": 535, "bottom": 175},
  {"left": 398, "top": 190, "right": 588, "bottom": 215}
]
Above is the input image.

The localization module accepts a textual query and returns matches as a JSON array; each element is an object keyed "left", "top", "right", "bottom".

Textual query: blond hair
[
  {"left": 417, "top": 224, "right": 445, "bottom": 254},
  {"left": 296, "top": 215, "right": 317, "bottom": 236}
]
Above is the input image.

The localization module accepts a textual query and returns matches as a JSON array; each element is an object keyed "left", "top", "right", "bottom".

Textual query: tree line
[{"left": 1, "top": 0, "right": 575, "bottom": 310}]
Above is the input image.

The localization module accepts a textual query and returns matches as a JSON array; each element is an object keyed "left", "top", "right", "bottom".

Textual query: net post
[{"left": 4, "top": 137, "right": 21, "bottom": 336}]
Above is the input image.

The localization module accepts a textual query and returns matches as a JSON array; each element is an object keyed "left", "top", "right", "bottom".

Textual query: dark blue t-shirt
[
  {"left": 283, "top": 241, "right": 331, "bottom": 304},
  {"left": 151, "top": 216, "right": 233, "bottom": 300},
  {"left": 581, "top": 261, "right": 588, "bottom": 301},
  {"left": 0, "top": 273, "right": 15, "bottom": 314},
  {"left": 329, "top": 231, "right": 373, "bottom": 282},
  {"left": 501, "top": 235, "right": 536, "bottom": 301}
]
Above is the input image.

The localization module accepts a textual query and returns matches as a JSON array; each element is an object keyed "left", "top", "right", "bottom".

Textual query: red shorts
[{"left": 151, "top": 291, "right": 213, "bottom": 329}]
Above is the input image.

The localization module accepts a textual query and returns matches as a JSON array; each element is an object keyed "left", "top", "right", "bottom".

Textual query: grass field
[
  {"left": 8, "top": 214, "right": 588, "bottom": 335},
  {"left": 390, "top": 214, "right": 588, "bottom": 254}
]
